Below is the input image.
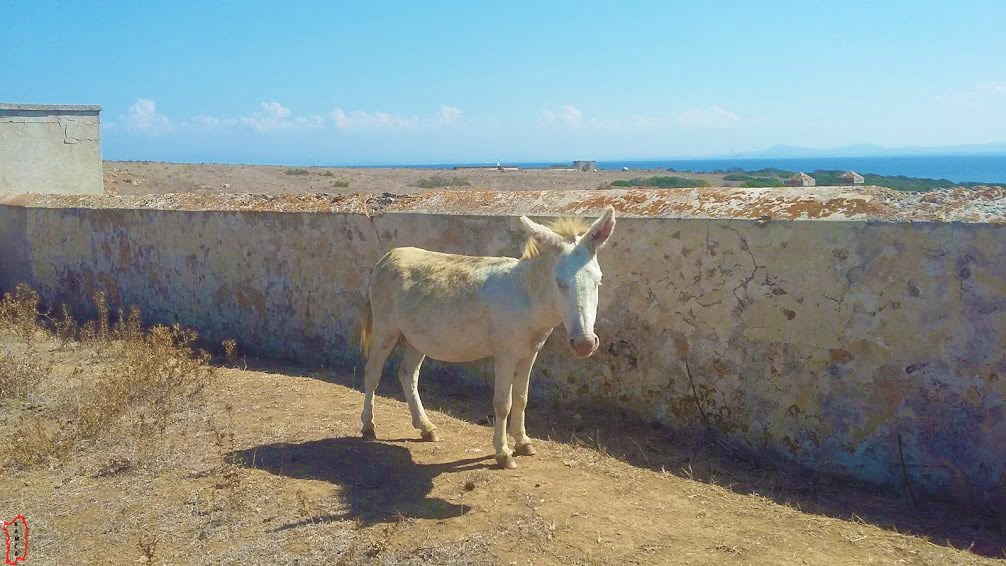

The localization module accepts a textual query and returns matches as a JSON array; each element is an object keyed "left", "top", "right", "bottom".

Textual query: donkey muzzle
[{"left": 569, "top": 335, "right": 599, "bottom": 358}]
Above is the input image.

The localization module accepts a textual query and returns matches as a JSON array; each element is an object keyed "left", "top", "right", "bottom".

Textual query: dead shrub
[
  {"left": 137, "top": 531, "right": 159, "bottom": 564},
  {"left": 54, "top": 304, "right": 79, "bottom": 347},
  {"left": 80, "top": 290, "right": 112, "bottom": 346},
  {"left": 0, "top": 350, "right": 47, "bottom": 401},
  {"left": 0, "top": 284, "right": 43, "bottom": 343},
  {"left": 4, "top": 418, "right": 72, "bottom": 468},
  {"left": 75, "top": 322, "right": 214, "bottom": 440},
  {"left": 0, "top": 285, "right": 217, "bottom": 470},
  {"left": 222, "top": 339, "right": 238, "bottom": 365}
]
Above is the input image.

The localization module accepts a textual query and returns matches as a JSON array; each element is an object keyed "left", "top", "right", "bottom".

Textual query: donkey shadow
[
  {"left": 233, "top": 359, "right": 1006, "bottom": 558},
  {"left": 228, "top": 437, "right": 492, "bottom": 529}
]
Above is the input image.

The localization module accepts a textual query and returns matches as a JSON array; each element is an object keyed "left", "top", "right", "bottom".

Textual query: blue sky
[{"left": 4, "top": 1, "right": 1005, "bottom": 165}]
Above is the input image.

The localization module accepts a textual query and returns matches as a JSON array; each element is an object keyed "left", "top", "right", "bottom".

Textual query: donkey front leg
[
  {"left": 510, "top": 353, "right": 538, "bottom": 456},
  {"left": 492, "top": 356, "right": 518, "bottom": 469}
]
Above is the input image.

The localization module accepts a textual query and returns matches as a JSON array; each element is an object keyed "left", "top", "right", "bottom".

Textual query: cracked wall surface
[
  {"left": 0, "top": 104, "right": 103, "bottom": 195},
  {"left": 0, "top": 189, "right": 1003, "bottom": 511}
]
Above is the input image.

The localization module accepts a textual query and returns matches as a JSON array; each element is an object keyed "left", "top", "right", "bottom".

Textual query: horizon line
[{"left": 106, "top": 151, "right": 1006, "bottom": 169}]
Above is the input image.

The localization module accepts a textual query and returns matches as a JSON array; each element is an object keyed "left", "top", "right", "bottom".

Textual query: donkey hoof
[
  {"left": 496, "top": 454, "right": 518, "bottom": 470},
  {"left": 361, "top": 428, "right": 377, "bottom": 441},
  {"left": 514, "top": 443, "right": 536, "bottom": 456},
  {"left": 421, "top": 429, "right": 439, "bottom": 442}
]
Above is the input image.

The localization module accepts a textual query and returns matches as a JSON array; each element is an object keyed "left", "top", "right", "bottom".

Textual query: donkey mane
[{"left": 521, "top": 217, "right": 590, "bottom": 259}]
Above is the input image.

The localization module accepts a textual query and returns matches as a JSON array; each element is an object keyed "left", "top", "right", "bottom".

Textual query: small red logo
[{"left": 2, "top": 515, "right": 28, "bottom": 565}]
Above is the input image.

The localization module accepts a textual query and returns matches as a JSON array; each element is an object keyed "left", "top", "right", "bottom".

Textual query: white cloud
[
  {"left": 434, "top": 105, "right": 463, "bottom": 125},
  {"left": 674, "top": 106, "right": 741, "bottom": 129},
  {"left": 264, "top": 101, "right": 291, "bottom": 119},
  {"left": 187, "top": 115, "right": 221, "bottom": 129},
  {"left": 558, "top": 105, "right": 582, "bottom": 126},
  {"left": 294, "top": 115, "right": 326, "bottom": 128},
  {"left": 179, "top": 102, "right": 324, "bottom": 133},
  {"left": 543, "top": 104, "right": 583, "bottom": 127},
  {"left": 238, "top": 101, "right": 296, "bottom": 132},
  {"left": 115, "top": 100, "right": 460, "bottom": 136},
  {"left": 121, "top": 98, "right": 172, "bottom": 135},
  {"left": 330, "top": 108, "right": 420, "bottom": 129}
]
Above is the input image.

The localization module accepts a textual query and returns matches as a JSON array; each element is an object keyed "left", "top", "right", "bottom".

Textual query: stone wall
[
  {"left": 0, "top": 187, "right": 1003, "bottom": 510},
  {"left": 0, "top": 104, "right": 103, "bottom": 195}
]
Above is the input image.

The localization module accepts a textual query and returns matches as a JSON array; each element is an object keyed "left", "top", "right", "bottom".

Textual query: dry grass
[
  {"left": 0, "top": 284, "right": 245, "bottom": 563},
  {"left": 0, "top": 284, "right": 42, "bottom": 344},
  {"left": 0, "top": 350, "right": 46, "bottom": 401},
  {"left": 0, "top": 284, "right": 217, "bottom": 470}
]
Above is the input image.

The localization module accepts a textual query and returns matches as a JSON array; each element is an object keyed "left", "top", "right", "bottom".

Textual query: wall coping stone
[
  {"left": 0, "top": 103, "right": 102, "bottom": 112},
  {"left": 2, "top": 186, "right": 1004, "bottom": 224}
]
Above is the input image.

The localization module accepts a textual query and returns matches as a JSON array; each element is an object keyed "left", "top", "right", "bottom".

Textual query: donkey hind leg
[
  {"left": 492, "top": 355, "right": 518, "bottom": 469},
  {"left": 399, "top": 342, "right": 437, "bottom": 441},
  {"left": 361, "top": 327, "right": 399, "bottom": 440},
  {"left": 510, "top": 353, "right": 538, "bottom": 456}
]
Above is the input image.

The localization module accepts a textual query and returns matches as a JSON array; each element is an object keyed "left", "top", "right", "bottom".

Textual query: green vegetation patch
[
  {"left": 740, "top": 177, "right": 784, "bottom": 187},
  {"left": 414, "top": 175, "right": 471, "bottom": 188},
  {"left": 610, "top": 176, "right": 709, "bottom": 188},
  {"left": 719, "top": 167, "right": 976, "bottom": 192},
  {"left": 812, "top": 169, "right": 968, "bottom": 191},
  {"left": 723, "top": 173, "right": 752, "bottom": 182},
  {"left": 284, "top": 168, "right": 310, "bottom": 176},
  {"left": 724, "top": 170, "right": 794, "bottom": 183}
]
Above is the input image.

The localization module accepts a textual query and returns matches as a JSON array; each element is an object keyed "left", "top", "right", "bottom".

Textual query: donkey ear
[
  {"left": 519, "top": 216, "right": 564, "bottom": 252},
  {"left": 582, "top": 206, "right": 616, "bottom": 252}
]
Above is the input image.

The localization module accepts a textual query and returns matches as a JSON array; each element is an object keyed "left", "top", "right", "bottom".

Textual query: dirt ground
[
  {"left": 103, "top": 161, "right": 728, "bottom": 196},
  {"left": 4, "top": 338, "right": 1004, "bottom": 565}
]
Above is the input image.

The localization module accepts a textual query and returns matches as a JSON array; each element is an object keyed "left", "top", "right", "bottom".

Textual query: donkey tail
[{"left": 359, "top": 299, "right": 373, "bottom": 360}]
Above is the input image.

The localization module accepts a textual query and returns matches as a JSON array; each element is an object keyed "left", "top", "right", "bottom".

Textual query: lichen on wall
[{"left": 1, "top": 187, "right": 1003, "bottom": 511}]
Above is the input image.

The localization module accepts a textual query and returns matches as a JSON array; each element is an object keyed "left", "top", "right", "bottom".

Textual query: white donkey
[{"left": 359, "top": 206, "right": 616, "bottom": 469}]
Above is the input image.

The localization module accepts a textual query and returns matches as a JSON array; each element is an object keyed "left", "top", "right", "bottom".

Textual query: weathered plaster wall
[
  {"left": 0, "top": 204, "right": 27, "bottom": 291},
  {"left": 0, "top": 188, "right": 1003, "bottom": 510},
  {"left": 0, "top": 104, "right": 103, "bottom": 195}
]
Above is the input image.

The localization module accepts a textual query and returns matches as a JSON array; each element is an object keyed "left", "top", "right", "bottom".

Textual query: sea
[{"left": 384, "top": 154, "right": 1006, "bottom": 184}]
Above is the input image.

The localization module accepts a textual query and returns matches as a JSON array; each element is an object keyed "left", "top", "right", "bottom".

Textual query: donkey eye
[{"left": 556, "top": 279, "right": 568, "bottom": 291}]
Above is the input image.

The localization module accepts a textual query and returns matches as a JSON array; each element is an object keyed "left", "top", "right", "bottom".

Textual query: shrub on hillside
[
  {"left": 740, "top": 177, "right": 784, "bottom": 187},
  {"left": 723, "top": 173, "right": 753, "bottom": 182},
  {"left": 809, "top": 169, "right": 963, "bottom": 191},
  {"left": 414, "top": 176, "right": 471, "bottom": 188},
  {"left": 610, "top": 176, "right": 709, "bottom": 188}
]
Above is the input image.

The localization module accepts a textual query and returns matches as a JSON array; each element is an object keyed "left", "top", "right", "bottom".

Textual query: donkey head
[{"left": 519, "top": 206, "right": 616, "bottom": 358}]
